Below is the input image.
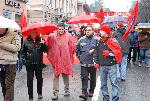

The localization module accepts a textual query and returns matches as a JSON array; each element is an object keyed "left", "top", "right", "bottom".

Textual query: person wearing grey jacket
[
  {"left": 115, "top": 26, "right": 130, "bottom": 81},
  {"left": 76, "top": 26, "right": 99, "bottom": 100}
]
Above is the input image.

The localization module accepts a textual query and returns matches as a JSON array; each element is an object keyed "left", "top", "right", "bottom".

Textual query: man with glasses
[
  {"left": 46, "top": 22, "right": 76, "bottom": 100},
  {"left": 76, "top": 26, "right": 99, "bottom": 100}
]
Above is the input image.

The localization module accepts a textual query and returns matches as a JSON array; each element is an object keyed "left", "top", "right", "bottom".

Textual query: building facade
[
  {"left": 28, "top": 0, "right": 78, "bottom": 24},
  {"left": 0, "top": 0, "right": 26, "bottom": 23}
]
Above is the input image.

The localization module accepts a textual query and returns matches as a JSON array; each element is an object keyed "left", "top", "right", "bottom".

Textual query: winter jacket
[
  {"left": 115, "top": 27, "right": 130, "bottom": 54},
  {"left": 129, "top": 31, "right": 139, "bottom": 47},
  {"left": 94, "top": 41, "right": 117, "bottom": 66},
  {"left": 76, "top": 36, "right": 99, "bottom": 64},
  {"left": 0, "top": 30, "right": 21, "bottom": 64},
  {"left": 23, "top": 36, "right": 48, "bottom": 65},
  {"left": 139, "top": 32, "right": 150, "bottom": 49}
]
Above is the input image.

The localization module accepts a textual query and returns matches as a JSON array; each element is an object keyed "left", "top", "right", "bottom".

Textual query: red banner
[{"left": 86, "top": 12, "right": 130, "bottom": 17}]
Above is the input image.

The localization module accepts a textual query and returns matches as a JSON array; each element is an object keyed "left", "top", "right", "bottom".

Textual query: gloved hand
[
  {"left": 94, "top": 64, "right": 100, "bottom": 70},
  {"left": 102, "top": 50, "right": 110, "bottom": 57}
]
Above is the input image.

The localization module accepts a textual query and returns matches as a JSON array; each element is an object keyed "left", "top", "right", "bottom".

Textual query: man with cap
[
  {"left": 115, "top": 22, "right": 130, "bottom": 81},
  {"left": 94, "top": 25, "right": 122, "bottom": 101},
  {"left": 46, "top": 22, "right": 76, "bottom": 100}
]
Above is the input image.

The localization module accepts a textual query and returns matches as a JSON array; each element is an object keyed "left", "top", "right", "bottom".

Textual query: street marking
[{"left": 92, "top": 76, "right": 101, "bottom": 101}]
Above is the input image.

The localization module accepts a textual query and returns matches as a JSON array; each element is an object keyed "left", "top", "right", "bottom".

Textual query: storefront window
[
  {"left": 3, "top": 9, "right": 12, "bottom": 19},
  {"left": 15, "top": 13, "right": 21, "bottom": 23}
]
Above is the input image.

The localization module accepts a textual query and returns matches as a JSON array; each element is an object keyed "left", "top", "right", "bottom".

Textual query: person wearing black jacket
[
  {"left": 94, "top": 25, "right": 121, "bottom": 101},
  {"left": 22, "top": 30, "right": 48, "bottom": 101}
]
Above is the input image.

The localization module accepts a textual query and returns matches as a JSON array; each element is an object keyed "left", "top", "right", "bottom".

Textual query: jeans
[
  {"left": 139, "top": 48, "right": 149, "bottom": 66},
  {"left": 120, "top": 54, "right": 128, "bottom": 80},
  {"left": 100, "top": 64, "right": 119, "bottom": 100},
  {"left": 81, "top": 66, "right": 96, "bottom": 94},
  {"left": 116, "top": 64, "right": 120, "bottom": 78},
  {"left": 26, "top": 64, "right": 43, "bottom": 99},
  {"left": 0, "top": 64, "right": 16, "bottom": 101}
]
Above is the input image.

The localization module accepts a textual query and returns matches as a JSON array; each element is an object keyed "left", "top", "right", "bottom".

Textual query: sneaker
[
  {"left": 88, "top": 92, "right": 94, "bottom": 97},
  {"left": 145, "top": 65, "right": 150, "bottom": 68},
  {"left": 38, "top": 94, "right": 43, "bottom": 99},
  {"left": 29, "top": 99, "right": 33, "bottom": 101},
  {"left": 79, "top": 93, "right": 88, "bottom": 100},
  {"left": 138, "top": 62, "right": 142, "bottom": 67},
  {"left": 64, "top": 90, "right": 70, "bottom": 96},
  {"left": 127, "top": 59, "right": 130, "bottom": 63},
  {"left": 51, "top": 93, "right": 58, "bottom": 100},
  {"left": 112, "top": 96, "right": 119, "bottom": 101},
  {"left": 132, "top": 61, "right": 136, "bottom": 65},
  {"left": 121, "top": 79, "right": 126, "bottom": 82},
  {"left": 103, "top": 96, "right": 110, "bottom": 101}
]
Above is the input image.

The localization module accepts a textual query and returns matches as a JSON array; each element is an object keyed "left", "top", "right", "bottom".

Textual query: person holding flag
[{"left": 115, "top": 22, "right": 130, "bottom": 81}]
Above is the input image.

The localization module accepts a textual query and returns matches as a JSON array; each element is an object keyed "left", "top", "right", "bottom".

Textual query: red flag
[
  {"left": 99, "top": 8, "right": 104, "bottom": 24},
  {"left": 86, "top": 8, "right": 104, "bottom": 24},
  {"left": 19, "top": 9, "right": 27, "bottom": 30},
  {"left": 122, "top": 1, "right": 138, "bottom": 40},
  {"left": 94, "top": 8, "right": 104, "bottom": 24}
]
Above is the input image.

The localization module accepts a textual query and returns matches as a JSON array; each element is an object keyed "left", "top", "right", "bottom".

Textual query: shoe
[
  {"left": 88, "top": 92, "right": 94, "bottom": 97},
  {"left": 112, "top": 96, "right": 119, "bottom": 101},
  {"left": 103, "top": 96, "right": 110, "bottom": 101},
  {"left": 51, "top": 93, "right": 58, "bottom": 100},
  {"left": 64, "top": 90, "right": 70, "bottom": 96},
  {"left": 127, "top": 59, "right": 130, "bottom": 63},
  {"left": 121, "top": 79, "right": 126, "bottom": 81},
  {"left": 38, "top": 94, "right": 43, "bottom": 99},
  {"left": 79, "top": 93, "right": 88, "bottom": 100},
  {"left": 138, "top": 62, "right": 142, "bottom": 67},
  {"left": 29, "top": 99, "right": 33, "bottom": 101},
  {"left": 132, "top": 61, "right": 136, "bottom": 65},
  {"left": 145, "top": 65, "right": 150, "bottom": 68}
]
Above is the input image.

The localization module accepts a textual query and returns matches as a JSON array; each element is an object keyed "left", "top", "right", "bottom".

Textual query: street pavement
[{"left": 0, "top": 62, "right": 150, "bottom": 101}]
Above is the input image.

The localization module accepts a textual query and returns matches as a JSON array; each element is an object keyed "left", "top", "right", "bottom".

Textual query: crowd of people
[{"left": 0, "top": 21, "right": 150, "bottom": 101}]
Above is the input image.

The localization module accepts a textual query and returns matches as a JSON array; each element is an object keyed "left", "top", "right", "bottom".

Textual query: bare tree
[{"left": 138, "top": 0, "right": 150, "bottom": 23}]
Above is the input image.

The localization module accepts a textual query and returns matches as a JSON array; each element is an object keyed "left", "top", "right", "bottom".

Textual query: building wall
[
  {"left": 77, "top": 4, "right": 83, "bottom": 16},
  {"left": 0, "top": 0, "right": 26, "bottom": 23},
  {"left": 28, "top": 0, "right": 78, "bottom": 24}
]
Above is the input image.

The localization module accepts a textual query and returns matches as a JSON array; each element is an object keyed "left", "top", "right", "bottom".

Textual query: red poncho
[{"left": 46, "top": 32, "right": 76, "bottom": 77}]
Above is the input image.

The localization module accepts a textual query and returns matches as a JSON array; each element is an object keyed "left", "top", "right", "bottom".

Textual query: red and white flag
[{"left": 122, "top": 1, "right": 138, "bottom": 40}]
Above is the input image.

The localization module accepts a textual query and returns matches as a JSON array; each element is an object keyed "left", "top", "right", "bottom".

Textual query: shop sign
[{"left": 5, "top": 0, "right": 21, "bottom": 9}]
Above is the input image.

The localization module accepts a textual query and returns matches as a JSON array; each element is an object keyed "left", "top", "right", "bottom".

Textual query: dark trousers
[
  {"left": 81, "top": 66, "right": 96, "bottom": 94},
  {"left": 26, "top": 64, "right": 43, "bottom": 99},
  {"left": 0, "top": 64, "right": 16, "bottom": 101},
  {"left": 128, "top": 47, "right": 138, "bottom": 62}
]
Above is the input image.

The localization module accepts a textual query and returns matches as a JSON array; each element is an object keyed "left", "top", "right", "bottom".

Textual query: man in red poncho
[
  {"left": 46, "top": 22, "right": 76, "bottom": 100},
  {"left": 94, "top": 25, "right": 122, "bottom": 101}
]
